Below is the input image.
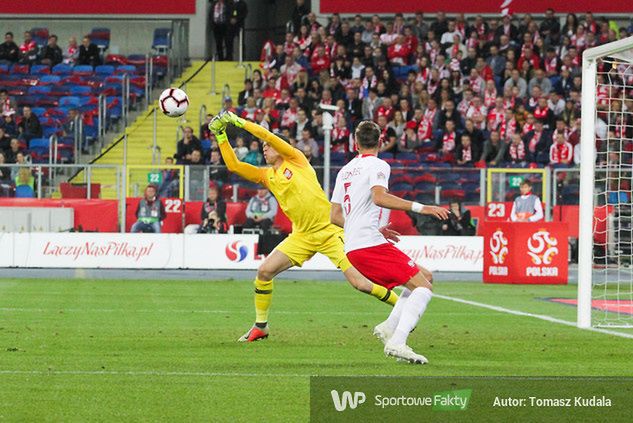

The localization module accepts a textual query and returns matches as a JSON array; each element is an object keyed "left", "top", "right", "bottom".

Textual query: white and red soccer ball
[{"left": 159, "top": 87, "right": 189, "bottom": 117}]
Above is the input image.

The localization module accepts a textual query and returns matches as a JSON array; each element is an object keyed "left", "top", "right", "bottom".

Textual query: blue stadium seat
[
  {"left": 72, "top": 65, "right": 94, "bottom": 75},
  {"left": 28, "top": 86, "right": 52, "bottom": 95},
  {"left": 59, "top": 96, "right": 81, "bottom": 107},
  {"left": 90, "top": 27, "right": 111, "bottom": 50},
  {"left": 30, "top": 107, "right": 47, "bottom": 117},
  {"left": 116, "top": 65, "right": 137, "bottom": 74},
  {"left": 39, "top": 75, "right": 61, "bottom": 85},
  {"left": 52, "top": 64, "right": 72, "bottom": 75},
  {"left": 29, "top": 137, "right": 50, "bottom": 152},
  {"left": 30, "top": 27, "right": 49, "bottom": 47},
  {"left": 95, "top": 65, "right": 115, "bottom": 76},
  {"left": 15, "top": 185, "right": 35, "bottom": 198},
  {"left": 152, "top": 28, "right": 171, "bottom": 52},
  {"left": 69, "top": 86, "right": 92, "bottom": 96},
  {"left": 42, "top": 126, "right": 60, "bottom": 137},
  {"left": 30, "top": 64, "right": 50, "bottom": 75}
]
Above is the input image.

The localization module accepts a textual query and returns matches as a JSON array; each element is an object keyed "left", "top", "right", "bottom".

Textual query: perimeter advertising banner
[
  {"left": 0, "top": 233, "right": 483, "bottom": 271},
  {"left": 0, "top": 0, "right": 196, "bottom": 15},
  {"left": 481, "top": 222, "right": 568, "bottom": 284},
  {"left": 320, "top": 0, "right": 632, "bottom": 14}
]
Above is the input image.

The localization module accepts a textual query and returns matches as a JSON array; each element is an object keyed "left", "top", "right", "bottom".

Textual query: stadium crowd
[{"left": 190, "top": 6, "right": 633, "bottom": 175}]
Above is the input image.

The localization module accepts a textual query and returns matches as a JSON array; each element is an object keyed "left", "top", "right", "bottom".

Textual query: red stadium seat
[
  {"left": 59, "top": 182, "right": 101, "bottom": 199},
  {"left": 388, "top": 210, "right": 418, "bottom": 235},
  {"left": 226, "top": 202, "right": 247, "bottom": 226},
  {"left": 184, "top": 201, "right": 203, "bottom": 225},
  {"left": 273, "top": 209, "right": 292, "bottom": 234}
]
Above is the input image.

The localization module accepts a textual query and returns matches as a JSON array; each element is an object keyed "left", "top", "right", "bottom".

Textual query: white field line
[
  {"left": 0, "top": 307, "right": 482, "bottom": 316},
  {"left": 435, "top": 294, "right": 633, "bottom": 340},
  {"left": 0, "top": 369, "right": 308, "bottom": 378}
]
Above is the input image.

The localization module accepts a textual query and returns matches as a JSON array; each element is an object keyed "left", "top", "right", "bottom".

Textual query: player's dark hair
[
  {"left": 355, "top": 120, "right": 381, "bottom": 149},
  {"left": 521, "top": 179, "right": 532, "bottom": 187}
]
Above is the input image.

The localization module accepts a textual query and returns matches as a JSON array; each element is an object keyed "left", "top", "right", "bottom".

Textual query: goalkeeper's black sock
[{"left": 255, "top": 322, "right": 267, "bottom": 329}]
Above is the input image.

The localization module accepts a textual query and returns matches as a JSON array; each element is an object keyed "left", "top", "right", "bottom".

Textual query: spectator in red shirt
[
  {"left": 331, "top": 115, "right": 350, "bottom": 153},
  {"left": 310, "top": 45, "right": 330, "bottom": 75},
  {"left": 387, "top": 35, "right": 411, "bottom": 66},
  {"left": 19, "top": 31, "right": 37, "bottom": 64},
  {"left": 549, "top": 133, "right": 573, "bottom": 166},
  {"left": 437, "top": 120, "right": 457, "bottom": 160}
]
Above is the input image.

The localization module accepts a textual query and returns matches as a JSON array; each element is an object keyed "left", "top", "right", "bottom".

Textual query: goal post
[{"left": 578, "top": 36, "right": 633, "bottom": 328}]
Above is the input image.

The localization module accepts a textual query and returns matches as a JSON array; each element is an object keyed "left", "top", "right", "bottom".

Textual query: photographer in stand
[
  {"left": 441, "top": 200, "right": 476, "bottom": 236},
  {"left": 198, "top": 185, "right": 228, "bottom": 234}
]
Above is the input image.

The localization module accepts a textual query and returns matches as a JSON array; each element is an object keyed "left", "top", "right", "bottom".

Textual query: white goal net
[{"left": 579, "top": 36, "right": 633, "bottom": 328}]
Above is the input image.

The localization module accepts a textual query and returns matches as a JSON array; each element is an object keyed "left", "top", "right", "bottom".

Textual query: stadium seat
[
  {"left": 15, "top": 185, "right": 35, "bottom": 198},
  {"left": 414, "top": 182, "right": 436, "bottom": 193},
  {"left": 39, "top": 75, "right": 61, "bottom": 85},
  {"left": 30, "top": 27, "right": 49, "bottom": 47},
  {"left": 116, "top": 65, "right": 137, "bottom": 75},
  {"left": 30, "top": 107, "right": 47, "bottom": 117},
  {"left": 11, "top": 64, "right": 30, "bottom": 75},
  {"left": 30, "top": 64, "right": 50, "bottom": 75},
  {"left": 391, "top": 182, "right": 413, "bottom": 192},
  {"left": 389, "top": 210, "right": 418, "bottom": 235},
  {"left": 441, "top": 189, "right": 466, "bottom": 200},
  {"left": 226, "top": 202, "right": 247, "bottom": 226},
  {"left": 52, "top": 64, "right": 72, "bottom": 75},
  {"left": 69, "top": 86, "right": 92, "bottom": 96},
  {"left": 414, "top": 173, "right": 437, "bottom": 184},
  {"left": 59, "top": 96, "right": 81, "bottom": 108},
  {"left": 41, "top": 126, "right": 60, "bottom": 138},
  {"left": 201, "top": 139, "right": 212, "bottom": 153},
  {"left": 28, "top": 85, "right": 52, "bottom": 95},
  {"left": 184, "top": 201, "right": 203, "bottom": 225},
  {"left": 89, "top": 27, "right": 111, "bottom": 51},
  {"left": 438, "top": 182, "right": 461, "bottom": 191},
  {"left": 95, "top": 65, "right": 115, "bottom": 76},
  {"left": 152, "top": 28, "right": 171, "bottom": 53},
  {"left": 72, "top": 65, "right": 94, "bottom": 76},
  {"left": 273, "top": 209, "right": 292, "bottom": 234},
  {"left": 29, "top": 137, "right": 50, "bottom": 154}
]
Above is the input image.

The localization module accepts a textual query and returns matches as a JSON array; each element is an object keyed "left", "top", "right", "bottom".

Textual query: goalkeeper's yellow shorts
[{"left": 275, "top": 223, "right": 352, "bottom": 271}]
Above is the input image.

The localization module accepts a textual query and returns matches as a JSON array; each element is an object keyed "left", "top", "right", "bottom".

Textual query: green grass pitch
[{"left": 1, "top": 278, "right": 632, "bottom": 421}]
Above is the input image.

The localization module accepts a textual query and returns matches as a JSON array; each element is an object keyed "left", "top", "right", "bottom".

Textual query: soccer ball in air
[{"left": 159, "top": 87, "right": 189, "bottom": 117}]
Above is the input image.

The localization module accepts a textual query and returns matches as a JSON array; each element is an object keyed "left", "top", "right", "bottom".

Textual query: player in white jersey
[{"left": 331, "top": 120, "right": 449, "bottom": 364}]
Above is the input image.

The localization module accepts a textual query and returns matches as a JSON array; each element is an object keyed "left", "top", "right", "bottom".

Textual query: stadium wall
[{"left": 0, "top": 233, "right": 483, "bottom": 271}]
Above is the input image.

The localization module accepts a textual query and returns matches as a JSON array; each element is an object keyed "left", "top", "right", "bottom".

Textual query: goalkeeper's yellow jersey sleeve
[{"left": 241, "top": 121, "right": 333, "bottom": 234}]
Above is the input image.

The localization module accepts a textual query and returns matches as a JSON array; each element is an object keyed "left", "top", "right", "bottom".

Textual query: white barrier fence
[{"left": 0, "top": 233, "right": 483, "bottom": 271}]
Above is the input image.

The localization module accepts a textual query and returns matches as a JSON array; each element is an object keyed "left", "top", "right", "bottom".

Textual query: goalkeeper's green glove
[
  {"left": 208, "top": 116, "right": 228, "bottom": 145},
  {"left": 220, "top": 111, "right": 246, "bottom": 128}
]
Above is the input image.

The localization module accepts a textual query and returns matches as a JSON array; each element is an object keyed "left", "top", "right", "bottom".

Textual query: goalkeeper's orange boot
[{"left": 237, "top": 324, "right": 269, "bottom": 342}]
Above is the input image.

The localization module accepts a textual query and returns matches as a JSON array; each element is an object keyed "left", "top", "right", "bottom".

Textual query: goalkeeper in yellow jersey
[{"left": 209, "top": 111, "right": 399, "bottom": 342}]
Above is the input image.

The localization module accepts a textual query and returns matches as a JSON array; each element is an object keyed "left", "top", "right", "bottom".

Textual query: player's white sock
[
  {"left": 383, "top": 288, "right": 411, "bottom": 331},
  {"left": 388, "top": 287, "right": 432, "bottom": 346}
]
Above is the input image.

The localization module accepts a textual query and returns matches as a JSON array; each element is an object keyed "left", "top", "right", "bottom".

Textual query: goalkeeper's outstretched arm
[
  {"left": 210, "top": 118, "right": 267, "bottom": 186},
  {"left": 222, "top": 112, "right": 302, "bottom": 161}
]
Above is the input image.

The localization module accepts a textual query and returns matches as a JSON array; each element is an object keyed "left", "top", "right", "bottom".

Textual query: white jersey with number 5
[{"left": 332, "top": 154, "right": 391, "bottom": 253}]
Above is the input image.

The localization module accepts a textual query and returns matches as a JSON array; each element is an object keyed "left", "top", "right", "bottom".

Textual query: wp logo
[
  {"left": 489, "top": 229, "right": 508, "bottom": 264},
  {"left": 225, "top": 241, "right": 248, "bottom": 262},
  {"left": 527, "top": 230, "right": 558, "bottom": 265},
  {"left": 330, "top": 390, "right": 366, "bottom": 412}
]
